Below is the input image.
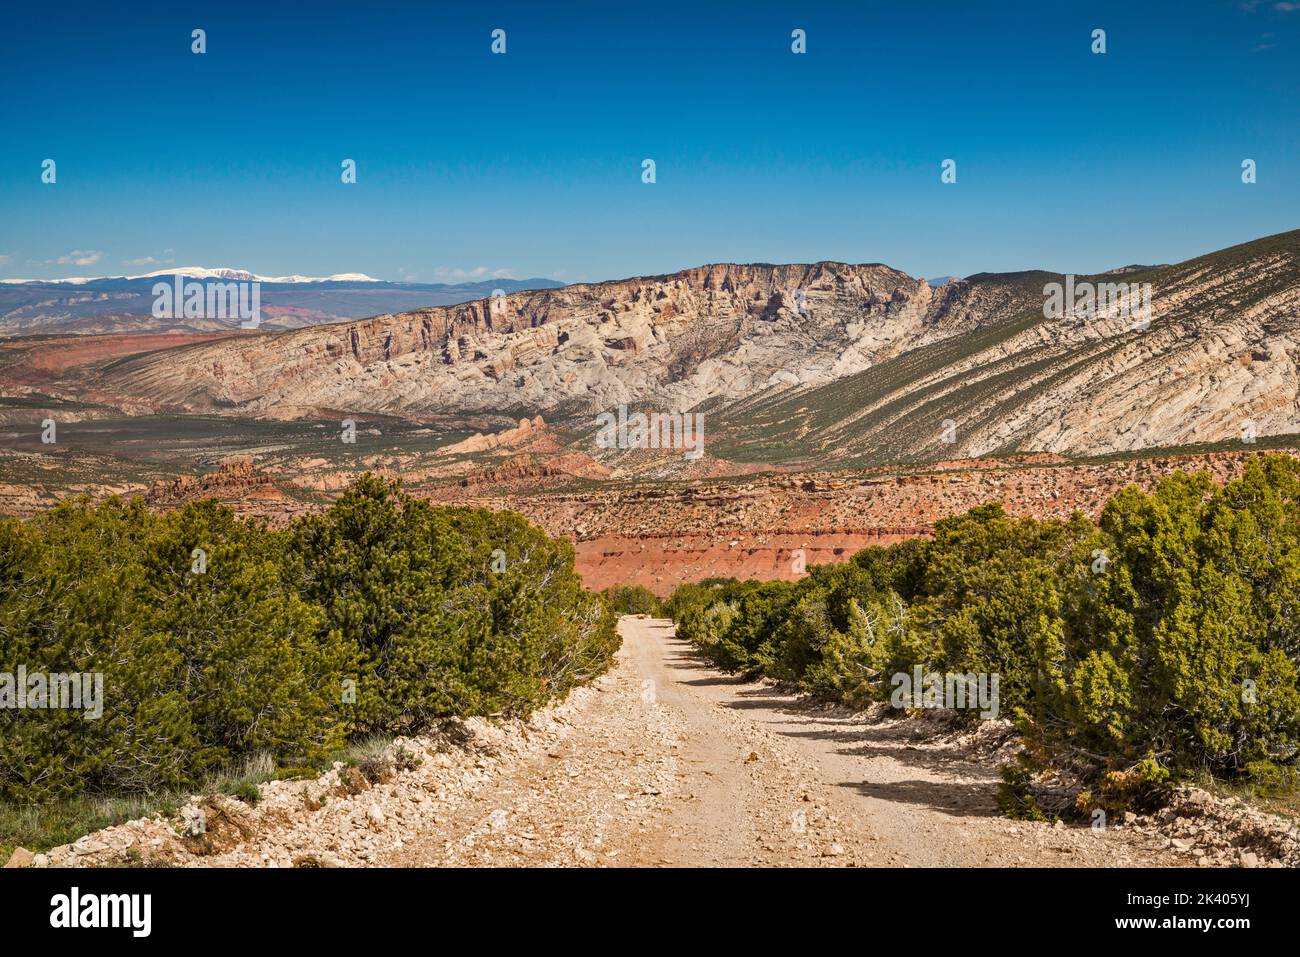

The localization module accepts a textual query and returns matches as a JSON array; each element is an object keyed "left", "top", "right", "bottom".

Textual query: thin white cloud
[
  {"left": 123, "top": 250, "right": 176, "bottom": 267},
  {"left": 432, "top": 265, "right": 517, "bottom": 283},
  {"left": 1275, "top": 2, "right": 1300, "bottom": 11},
  {"left": 48, "top": 250, "right": 104, "bottom": 267},
  {"left": 0, "top": 254, "right": 10, "bottom": 266}
]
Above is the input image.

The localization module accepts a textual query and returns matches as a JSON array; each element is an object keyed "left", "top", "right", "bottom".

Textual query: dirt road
[{"left": 386, "top": 617, "right": 1180, "bottom": 867}]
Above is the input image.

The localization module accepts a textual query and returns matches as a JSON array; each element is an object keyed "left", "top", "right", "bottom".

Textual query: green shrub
[
  {"left": 664, "top": 577, "right": 740, "bottom": 621},
  {"left": 0, "top": 498, "right": 347, "bottom": 802},
  {"left": 901, "top": 505, "right": 1100, "bottom": 725},
  {"left": 804, "top": 592, "right": 904, "bottom": 708},
  {"left": 670, "top": 578, "right": 793, "bottom": 675},
  {"left": 666, "top": 455, "right": 1300, "bottom": 798},
  {"left": 285, "top": 474, "right": 618, "bottom": 733},
  {"left": 1042, "top": 460, "right": 1300, "bottom": 780},
  {"left": 230, "top": 782, "right": 261, "bottom": 806},
  {"left": 852, "top": 537, "right": 932, "bottom": 602},
  {"left": 769, "top": 563, "right": 893, "bottom": 691},
  {"left": 1242, "top": 759, "right": 1299, "bottom": 796},
  {"left": 0, "top": 474, "right": 619, "bottom": 806},
  {"left": 601, "top": 584, "right": 664, "bottom": 617}
]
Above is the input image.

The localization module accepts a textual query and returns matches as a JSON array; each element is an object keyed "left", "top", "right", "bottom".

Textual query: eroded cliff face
[
  {"left": 427, "top": 449, "right": 1295, "bottom": 595},
  {"left": 94, "top": 261, "right": 1035, "bottom": 419}
]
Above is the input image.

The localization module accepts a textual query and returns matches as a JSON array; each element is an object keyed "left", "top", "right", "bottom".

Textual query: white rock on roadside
[{"left": 3, "top": 847, "right": 34, "bottom": 868}]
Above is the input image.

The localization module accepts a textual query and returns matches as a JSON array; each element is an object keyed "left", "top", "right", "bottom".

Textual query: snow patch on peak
[
  {"left": 131, "top": 267, "right": 382, "bottom": 283},
  {"left": 0, "top": 267, "right": 384, "bottom": 284}
]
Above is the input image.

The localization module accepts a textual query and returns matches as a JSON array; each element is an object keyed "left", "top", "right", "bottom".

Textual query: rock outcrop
[
  {"left": 145, "top": 457, "right": 282, "bottom": 504},
  {"left": 440, "top": 416, "right": 546, "bottom": 456}
]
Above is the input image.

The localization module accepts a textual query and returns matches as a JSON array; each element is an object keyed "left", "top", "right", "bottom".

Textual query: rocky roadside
[
  {"left": 1132, "top": 786, "right": 1300, "bottom": 868},
  {"left": 5, "top": 682, "right": 611, "bottom": 869}
]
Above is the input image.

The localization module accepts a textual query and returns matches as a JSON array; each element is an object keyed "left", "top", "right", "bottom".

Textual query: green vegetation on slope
[{"left": 668, "top": 454, "right": 1300, "bottom": 817}]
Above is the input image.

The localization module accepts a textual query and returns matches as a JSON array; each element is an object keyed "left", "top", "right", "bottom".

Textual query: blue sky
[{"left": 1, "top": 0, "right": 1297, "bottom": 284}]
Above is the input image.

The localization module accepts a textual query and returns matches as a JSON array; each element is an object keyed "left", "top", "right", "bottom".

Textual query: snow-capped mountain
[
  {"left": 0, "top": 272, "right": 565, "bottom": 336},
  {"left": 1, "top": 267, "right": 383, "bottom": 285},
  {"left": 130, "top": 267, "right": 383, "bottom": 283}
]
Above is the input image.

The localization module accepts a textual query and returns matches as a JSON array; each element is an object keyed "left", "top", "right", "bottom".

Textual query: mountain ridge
[{"left": 8, "top": 229, "right": 1299, "bottom": 466}]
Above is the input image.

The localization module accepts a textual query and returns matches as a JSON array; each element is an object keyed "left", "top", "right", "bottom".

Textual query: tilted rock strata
[{"left": 716, "top": 232, "right": 1300, "bottom": 463}]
